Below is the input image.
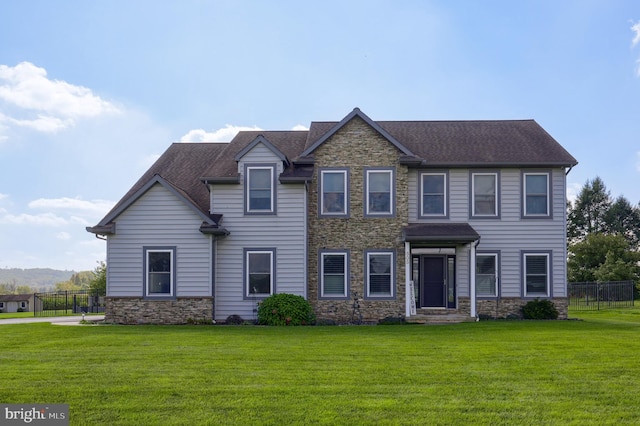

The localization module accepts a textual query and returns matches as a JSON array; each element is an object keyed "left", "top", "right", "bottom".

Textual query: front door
[{"left": 421, "top": 256, "right": 446, "bottom": 308}]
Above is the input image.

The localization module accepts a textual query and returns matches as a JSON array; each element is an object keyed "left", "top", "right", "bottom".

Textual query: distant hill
[{"left": 0, "top": 268, "right": 76, "bottom": 289}]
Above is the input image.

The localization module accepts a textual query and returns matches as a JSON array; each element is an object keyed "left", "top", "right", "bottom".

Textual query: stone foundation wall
[
  {"left": 105, "top": 297, "right": 214, "bottom": 324},
  {"left": 459, "top": 297, "right": 568, "bottom": 320},
  {"left": 314, "top": 299, "right": 406, "bottom": 324}
]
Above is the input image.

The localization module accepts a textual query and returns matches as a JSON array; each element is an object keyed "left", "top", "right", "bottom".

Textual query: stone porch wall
[
  {"left": 307, "top": 116, "right": 408, "bottom": 324},
  {"left": 105, "top": 297, "right": 214, "bottom": 324},
  {"left": 458, "top": 297, "right": 569, "bottom": 320}
]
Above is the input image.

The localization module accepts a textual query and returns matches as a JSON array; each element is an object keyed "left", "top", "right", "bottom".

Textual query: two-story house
[{"left": 87, "top": 108, "right": 577, "bottom": 324}]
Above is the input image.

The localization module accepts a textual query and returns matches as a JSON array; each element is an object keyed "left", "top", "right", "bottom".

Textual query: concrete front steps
[{"left": 406, "top": 309, "right": 476, "bottom": 324}]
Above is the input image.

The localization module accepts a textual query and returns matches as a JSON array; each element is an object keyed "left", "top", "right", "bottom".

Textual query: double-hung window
[
  {"left": 472, "top": 172, "right": 498, "bottom": 217},
  {"left": 365, "top": 168, "right": 394, "bottom": 216},
  {"left": 145, "top": 247, "right": 175, "bottom": 298},
  {"left": 245, "top": 249, "right": 275, "bottom": 298},
  {"left": 320, "top": 251, "right": 349, "bottom": 298},
  {"left": 523, "top": 252, "right": 550, "bottom": 297},
  {"left": 320, "top": 169, "right": 348, "bottom": 216},
  {"left": 420, "top": 172, "right": 446, "bottom": 217},
  {"left": 523, "top": 172, "right": 550, "bottom": 217},
  {"left": 476, "top": 253, "right": 498, "bottom": 297},
  {"left": 246, "top": 165, "right": 275, "bottom": 214},
  {"left": 365, "top": 250, "right": 395, "bottom": 299}
]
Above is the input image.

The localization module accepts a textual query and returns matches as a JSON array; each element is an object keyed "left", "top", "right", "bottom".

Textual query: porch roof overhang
[{"left": 403, "top": 223, "right": 480, "bottom": 244}]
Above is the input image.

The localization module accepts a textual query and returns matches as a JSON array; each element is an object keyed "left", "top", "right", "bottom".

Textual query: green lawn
[{"left": 1, "top": 311, "right": 639, "bottom": 425}]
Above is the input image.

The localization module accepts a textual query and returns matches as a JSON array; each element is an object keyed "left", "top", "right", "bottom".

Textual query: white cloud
[
  {"left": 632, "top": 21, "right": 640, "bottom": 76},
  {"left": 567, "top": 182, "right": 581, "bottom": 206},
  {"left": 0, "top": 62, "right": 121, "bottom": 135},
  {"left": 28, "top": 197, "right": 114, "bottom": 217},
  {"left": 180, "top": 124, "right": 262, "bottom": 142},
  {"left": 632, "top": 21, "right": 640, "bottom": 47},
  {"left": 0, "top": 193, "right": 7, "bottom": 201},
  {"left": 0, "top": 211, "right": 68, "bottom": 226},
  {"left": 56, "top": 231, "right": 71, "bottom": 240},
  {"left": 180, "top": 124, "right": 308, "bottom": 143}
]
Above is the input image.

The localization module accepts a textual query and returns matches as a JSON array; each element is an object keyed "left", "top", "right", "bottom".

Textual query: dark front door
[{"left": 421, "top": 256, "right": 446, "bottom": 307}]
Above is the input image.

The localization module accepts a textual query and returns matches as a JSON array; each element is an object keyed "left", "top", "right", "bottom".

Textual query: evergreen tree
[{"left": 568, "top": 177, "right": 611, "bottom": 243}]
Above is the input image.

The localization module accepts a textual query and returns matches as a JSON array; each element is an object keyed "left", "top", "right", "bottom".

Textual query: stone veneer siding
[
  {"left": 307, "top": 117, "right": 408, "bottom": 323},
  {"left": 105, "top": 297, "right": 213, "bottom": 324},
  {"left": 459, "top": 297, "right": 568, "bottom": 320}
]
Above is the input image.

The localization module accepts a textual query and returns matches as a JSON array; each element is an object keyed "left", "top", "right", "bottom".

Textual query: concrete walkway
[{"left": 0, "top": 315, "right": 105, "bottom": 325}]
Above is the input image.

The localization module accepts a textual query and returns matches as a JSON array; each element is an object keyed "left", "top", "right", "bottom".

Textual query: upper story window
[
  {"left": 365, "top": 168, "right": 395, "bottom": 217},
  {"left": 523, "top": 252, "right": 550, "bottom": 297},
  {"left": 144, "top": 247, "right": 175, "bottom": 298},
  {"left": 476, "top": 253, "right": 498, "bottom": 297},
  {"left": 523, "top": 172, "right": 550, "bottom": 217},
  {"left": 320, "top": 251, "right": 349, "bottom": 299},
  {"left": 420, "top": 172, "right": 447, "bottom": 217},
  {"left": 472, "top": 172, "right": 498, "bottom": 217},
  {"left": 365, "top": 250, "right": 395, "bottom": 299},
  {"left": 245, "top": 164, "right": 276, "bottom": 214},
  {"left": 244, "top": 248, "right": 275, "bottom": 298},
  {"left": 320, "top": 169, "right": 348, "bottom": 217}
]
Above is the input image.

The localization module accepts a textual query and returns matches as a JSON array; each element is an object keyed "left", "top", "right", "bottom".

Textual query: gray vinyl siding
[
  {"left": 211, "top": 143, "right": 307, "bottom": 321},
  {"left": 409, "top": 167, "right": 568, "bottom": 299},
  {"left": 106, "top": 183, "right": 212, "bottom": 297}
]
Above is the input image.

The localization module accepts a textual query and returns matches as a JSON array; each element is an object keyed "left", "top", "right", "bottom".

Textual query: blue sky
[{"left": 1, "top": 0, "right": 639, "bottom": 271}]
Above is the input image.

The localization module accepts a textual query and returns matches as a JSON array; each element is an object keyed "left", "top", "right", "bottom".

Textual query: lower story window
[
  {"left": 476, "top": 254, "right": 498, "bottom": 297},
  {"left": 366, "top": 250, "right": 395, "bottom": 299},
  {"left": 145, "top": 247, "right": 175, "bottom": 297},
  {"left": 320, "top": 251, "right": 349, "bottom": 298},
  {"left": 524, "top": 252, "right": 550, "bottom": 296},
  {"left": 245, "top": 249, "right": 275, "bottom": 298}
]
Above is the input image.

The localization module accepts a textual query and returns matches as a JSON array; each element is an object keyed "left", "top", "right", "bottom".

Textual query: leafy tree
[
  {"left": 568, "top": 233, "right": 640, "bottom": 283},
  {"left": 89, "top": 261, "right": 106, "bottom": 296}
]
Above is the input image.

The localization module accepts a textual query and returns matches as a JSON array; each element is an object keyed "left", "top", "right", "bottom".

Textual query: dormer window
[{"left": 245, "top": 164, "right": 276, "bottom": 215}]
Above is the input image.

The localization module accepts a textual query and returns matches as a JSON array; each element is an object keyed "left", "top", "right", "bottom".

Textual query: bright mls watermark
[{"left": 1, "top": 404, "right": 68, "bottom": 425}]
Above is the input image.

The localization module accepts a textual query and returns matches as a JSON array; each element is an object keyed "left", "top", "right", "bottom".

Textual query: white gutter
[
  {"left": 470, "top": 240, "right": 477, "bottom": 318},
  {"left": 405, "top": 241, "right": 411, "bottom": 317}
]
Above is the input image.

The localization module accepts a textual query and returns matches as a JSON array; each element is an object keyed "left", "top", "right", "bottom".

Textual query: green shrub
[
  {"left": 257, "top": 293, "right": 315, "bottom": 326},
  {"left": 522, "top": 299, "right": 559, "bottom": 320}
]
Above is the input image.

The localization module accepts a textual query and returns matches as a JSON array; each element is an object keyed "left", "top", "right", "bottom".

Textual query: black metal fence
[
  {"left": 568, "top": 281, "right": 635, "bottom": 311},
  {"left": 33, "top": 290, "right": 105, "bottom": 317}
]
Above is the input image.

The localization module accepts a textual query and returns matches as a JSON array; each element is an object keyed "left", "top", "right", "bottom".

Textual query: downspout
[
  {"left": 405, "top": 241, "right": 411, "bottom": 317},
  {"left": 470, "top": 238, "right": 481, "bottom": 319}
]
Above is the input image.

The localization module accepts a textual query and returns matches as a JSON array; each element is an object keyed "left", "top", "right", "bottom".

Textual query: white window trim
[
  {"left": 246, "top": 165, "right": 275, "bottom": 213},
  {"left": 476, "top": 253, "right": 498, "bottom": 297},
  {"left": 144, "top": 248, "right": 175, "bottom": 298},
  {"left": 523, "top": 252, "right": 550, "bottom": 297},
  {"left": 244, "top": 249, "right": 275, "bottom": 299},
  {"left": 472, "top": 172, "right": 498, "bottom": 217},
  {"left": 523, "top": 172, "right": 550, "bottom": 217},
  {"left": 320, "top": 169, "right": 348, "bottom": 216},
  {"left": 420, "top": 172, "right": 447, "bottom": 217},
  {"left": 365, "top": 168, "right": 394, "bottom": 216},
  {"left": 365, "top": 250, "right": 395, "bottom": 299},
  {"left": 320, "top": 251, "right": 349, "bottom": 298}
]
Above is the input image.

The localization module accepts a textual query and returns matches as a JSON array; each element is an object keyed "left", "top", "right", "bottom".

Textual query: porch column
[
  {"left": 469, "top": 241, "right": 477, "bottom": 318},
  {"left": 405, "top": 241, "right": 411, "bottom": 317}
]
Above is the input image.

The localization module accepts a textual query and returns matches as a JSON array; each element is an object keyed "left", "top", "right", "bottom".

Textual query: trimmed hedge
[
  {"left": 257, "top": 293, "right": 315, "bottom": 326},
  {"left": 522, "top": 298, "right": 559, "bottom": 320}
]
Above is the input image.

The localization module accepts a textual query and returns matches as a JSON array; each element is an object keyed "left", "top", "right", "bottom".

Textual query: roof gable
[
  {"left": 234, "top": 135, "right": 288, "bottom": 163},
  {"left": 95, "top": 174, "right": 216, "bottom": 228},
  {"left": 201, "top": 130, "right": 308, "bottom": 182},
  {"left": 301, "top": 108, "right": 415, "bottom": 157}
]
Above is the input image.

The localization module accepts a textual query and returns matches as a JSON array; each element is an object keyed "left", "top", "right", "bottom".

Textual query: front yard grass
[{"left": 1, "top": 312, "right": 639, "bottom": 425}]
